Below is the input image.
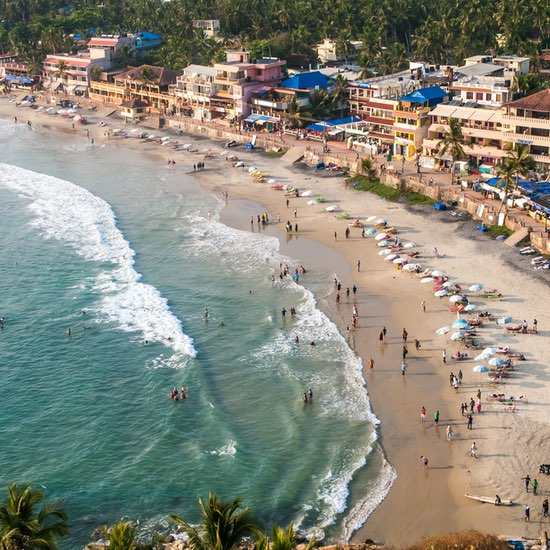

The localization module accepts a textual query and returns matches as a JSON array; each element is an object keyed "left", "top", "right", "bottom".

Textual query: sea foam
[{"left": 0, "top": 163, "right": 196, "bottom": 359}]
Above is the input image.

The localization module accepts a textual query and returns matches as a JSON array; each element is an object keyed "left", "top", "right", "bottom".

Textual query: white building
[
  {"left": 316, "top": 38, "right": 364, "bottom": 64},
  {"left": 193, "top": 20, "right": 220, "bottom": 40}
]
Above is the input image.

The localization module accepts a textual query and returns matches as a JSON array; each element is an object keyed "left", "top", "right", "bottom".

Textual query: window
[
  {"left": 476, "top": 93, "right": 483, "bottom": 100},
  {"left": 466, "top": 92, "right": 474, "bottom": 100},
  {"left": 485, "top": 93, "right": 492, "bottom": 101}
]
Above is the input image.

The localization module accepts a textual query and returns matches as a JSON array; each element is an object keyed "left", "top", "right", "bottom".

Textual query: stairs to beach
[
  {"left": 504, "top": 226, "right": 530, "bottom": 247},
  {"left": 281, "top": 145, "right": 306, "bottom": 165}
]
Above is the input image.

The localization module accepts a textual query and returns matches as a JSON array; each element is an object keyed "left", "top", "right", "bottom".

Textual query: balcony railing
[
  {"left": 501, "top": 114, "right": 550, "bottom": 128},
  {"left": 501, "top": 132, "right": 550, "bottom": 145}
]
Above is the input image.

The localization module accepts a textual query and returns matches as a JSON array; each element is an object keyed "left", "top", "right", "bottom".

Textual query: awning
[
  {"left": 244, "top": 114, "right": 262, "bottom": 123},
  {"left": 467, "top": 109, "right": 497, "bottom": 122},
  {"left": 328, "top": 128, "right": 344, "bottom": 136},
  {"left": 73, "top": 85, "right": 87, "bottom": 93}
]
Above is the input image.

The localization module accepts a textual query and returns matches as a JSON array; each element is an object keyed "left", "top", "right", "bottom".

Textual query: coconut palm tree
[
  {"left": 53, "top": 59, "right": 70, "bottom": 93},
  {"left": 503, "top": 143, "right": 536, "bottom": 190},
  {"left": 307, "top": 88, "right": 332, "bottom": 120},
  {"left": 254, "top": 523, "right": 316, "bottom": 550},
  {"left": 285, "top": 96, "right": 308, "bottom": 128},
  {"left": 171, "top": 494, "right": 262, "bottom": 550},
  {"left": 496, "top": 160, "right": 516, "bottom": 216},
  {"left": 103, "top": 522, "right": 136, "bottom": 550},
  {"left": 436, "top": 118, "right": 466, "bottom": 184},
  {"left": 0, "top": 482, "right": 69, "bottom": 550},
  {"left": 331, "top": 74, "right": 349, "bottom": 118}
]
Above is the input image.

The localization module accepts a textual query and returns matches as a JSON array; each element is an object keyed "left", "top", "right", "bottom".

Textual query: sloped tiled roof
[
  {"left": 503, "top": 88, "right": 550, "bottom": 112},
  {"left": 116, "top": 65, "right": 180, "bottom": 86},
  {"left": 121, "top": 98, "right": 148, "bottom": 108}
]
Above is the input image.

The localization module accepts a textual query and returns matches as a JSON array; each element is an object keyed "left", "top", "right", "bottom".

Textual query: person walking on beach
[
  {"left": 357, "top": 259, "right": 361, "bottom": 272},
  {"left": 293, "top": 208, "right": 297, "bottom": 218},
  {"left": 402, "top": 345, "right": 408, "bottom": 360},
  {"left": 525, "top": 506, "right": 530, "bottom": 522},
  {"left": 415, "top": 338, "right": 421, "bottom": 350},
  {"left": 461, "top": 402, "right": 466, "bottom": 416},
  {"left": 470, "top": 442, "right": 478, "bottom": 458},
  {"left": 352, "top": 285, "right": 357, "bottom": 295},
  {"left": 401, "top": 361, "right": 406, "bottom": 376},
  {"left": 442, "top": 349, "right": 447, "bottom": 364},
  {"left": 383, "top": 326, "right": 387, "bottom": 338},
  {"left": 369, "top": 358, "right": 375, "bottom": 370},
  {"left": 477, "top": 388, "right": 482, "bottom": 401},
  {"left": 286, "top": 199, "right": 290, "bottom": 208},
  {"left": 334, "top": 231, "right": 337, "bottom": 241},
  {"left": 532, "top": 478, "right": 539, "bottom": 495},
  {"left": 523, "top": 474, "right": 531, "bottom": 492},
  {"left": 402, "top": 328, "right": 408, "bottom": 342},
  {"left": 379, "top": 331, "right": 384, "bottom": 343},
  {"left": 335, "top": 292, "right": 340, "bottom": 304},
  {"left": 421, "top": 455, "right": 429, "bottom": 469},
  {"left": 434, "top": 410, "right": 440, "bottom": 426},
  {"left": 420, "top": 406, "right": 426, "bottom": 422},
  {"left": 345, "top": 227, "right": 350, "bottom": 239},
  {"left": 446, "top": 425, "right": 453, "bottom": 441},
  {"left": 543, "top": 498, "right": 549, "bottom": 517},
  {"left": 421, "top": 300, "right": 426, "bottom": 312},
  {"left": 346, "top": 287, "right": 350, "bottom": 299},
  {"left": 282, "top": 307, "right": 287, "bottom": 319},
  {"left": 467, "top": 413, "right": 473, "bottom": 429},
  {"left": 458, "top": 370, "right": 463, "bottom": 384},
  {"left": 469, "top": 398, "right": 475, "bottom": 413}
]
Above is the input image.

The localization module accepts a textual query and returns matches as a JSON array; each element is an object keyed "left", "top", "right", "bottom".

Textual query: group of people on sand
[
  {"left": 169, "top": 386, "right": 187, "bottom": 401},
  {"left": 193, "top": 162, "right": 205, "bottom": 171}
]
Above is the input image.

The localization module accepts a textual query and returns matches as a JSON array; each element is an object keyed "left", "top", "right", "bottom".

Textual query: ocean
[{"left": 0, "top": 118, "right": 394, "bottom": 547}]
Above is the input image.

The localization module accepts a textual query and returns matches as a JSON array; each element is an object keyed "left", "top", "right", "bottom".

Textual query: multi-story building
[
  {"left": 88, "top": 65, "right": 179, "bottom": 115},
  {"left": 193, "top": 20, "right": 220, "bottom": 39},
  {"left": 248, "top": 86, "right": 310, "bottom": 122},
  {"left": 501, "top": 88, "right": 550, "bottom": 172},
  {"left": 316, "top": 38, "right": 364, "bottom": 64},
  {"left": 211, "top": 51, "right": 286, "bottom": 121},
  {"left": 449, "top": 75, "right": 513, "bottom": 107},
  {"left": 173, "top": 64, "right": 219, "bottom": 120}
]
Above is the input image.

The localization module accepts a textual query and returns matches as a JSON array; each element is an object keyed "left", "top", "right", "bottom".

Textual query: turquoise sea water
[{"left": 0, "top": 118, "right": 394, "bottom": 547}]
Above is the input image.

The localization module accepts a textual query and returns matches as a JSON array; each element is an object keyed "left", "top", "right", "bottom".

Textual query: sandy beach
[{"left": 2, "top": 95, "right": 550, "bottom": 546}]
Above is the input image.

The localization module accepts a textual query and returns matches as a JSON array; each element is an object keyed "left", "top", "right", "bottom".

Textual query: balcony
[
  {"left": 501, "top": 132, "right": 550, "bottom": 146},
  {"left": 530, "top": 153, "right": 550, "bottom": 164},
  {"left": 393, "top": 109, "right": 418, "bottom": 119},
  {"left": 251, "top": 97, "right": 287, "bottom": 110},
  {"left": 393, "top": 121, "right": 417, "bottom": 131},
  {"left": 501, "top": 114, "right": 550, "bottom": 129},
  {"left": 215, "top": 73, "right": 247, "bottom": 84}
]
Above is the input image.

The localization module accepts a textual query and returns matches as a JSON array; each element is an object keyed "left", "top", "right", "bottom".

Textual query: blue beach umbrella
[
  {"left": 450, "top": 331, "right": 465, "bottom": 340},
  {"left": 366, "top": 228, "right": 377, "bottom": 235},
  {"left": 453, "top": 319, "right": 469, "bottom": 328},
  {"left": 473, "top": 365, "right": 489, "bottom": 373},
  {"left": 489, "top": 357, "right": 509, "bottom": 366}
]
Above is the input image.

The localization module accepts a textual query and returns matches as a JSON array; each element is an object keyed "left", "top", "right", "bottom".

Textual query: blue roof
[
  {"left": 280, "top": 71, "right": 329, "bottom": 90},
  {"left": 326, "top": 116, "right": 361, "bottom": 126},
  {"left": 399, "top": 86, "right": 446, "bottom": 104},
  {"left": 135, "top": 31, "right": 162, "bottom": 40},
  {"left": 306, "top": 117, "right": 361, "bottom": 132}
]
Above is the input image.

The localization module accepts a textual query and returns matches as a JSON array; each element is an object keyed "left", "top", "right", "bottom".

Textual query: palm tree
[
  {"left": 307, "top": 88, "right": 332, "bottom": 119},
  {"left": 436, "top": 118, "right": 466, "bottom": 184},
  {"left": 0, "top": 482, "right": 69, "bottom": 550},
  {"left": 171, "top": 494, "right": 262, "bottom": 550},
  {"left": 285, "top": 96, "right": 308, "bottom": 129},
  {"left": 496, "top": 160, "right": 516, "bottom": 215},
  {"left": 331, "top": 74, "right": 349, "bottom": 118},
  {"left": 103, "top": 522, "right": 136, "bottom": 550},
  {"left": 254, "top": 523, "right": 316, "bottom": 550},
  {"left": 53, "top": 60, "right": 70, "bottom": 93},
  {"left": 504, "top": 143, "right": 536, "bottom": 189}
]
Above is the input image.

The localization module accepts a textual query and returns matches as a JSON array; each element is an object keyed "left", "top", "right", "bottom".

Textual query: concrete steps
[
  {"left": 281, "top": 145, "right": 306, "bottom": 165},
  {"left": 505, "top": 226, "right": 530, "bottom": 247}
]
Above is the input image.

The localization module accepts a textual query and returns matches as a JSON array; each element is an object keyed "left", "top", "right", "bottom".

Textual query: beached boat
[{"left": 465, "top": 493, "right": 513, "bottom": 505}]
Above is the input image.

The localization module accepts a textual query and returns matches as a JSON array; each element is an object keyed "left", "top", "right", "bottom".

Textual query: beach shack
[{"left": 120, "top": 97, "right": 149, "bottom": 122}]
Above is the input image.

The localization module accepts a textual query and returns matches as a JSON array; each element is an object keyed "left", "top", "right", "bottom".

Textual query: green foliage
[
  {"left": 407, "top": 192, "right": 435, "bottom": 205},
  {"left": 0, "top": 482, "right": 69, "bottom": 550},
  {"left": 171, "top": 494, "right": 262, "bottom": 550},
  {"left": 104, "top": 522, "right": 136, "bottom": 550},
  {"left": 348, "top": 175, "right": 402, "bottom": 201},
  {"left": 487, "top": 225, "right": 513, "bottom": 238}
]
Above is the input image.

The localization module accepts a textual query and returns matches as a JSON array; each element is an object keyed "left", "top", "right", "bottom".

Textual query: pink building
[{"left": 212, "top": 51, "right": 285, "bottom": 120}]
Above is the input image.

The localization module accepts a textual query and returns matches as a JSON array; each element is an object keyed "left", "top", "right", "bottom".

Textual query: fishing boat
[{"left": 465, "top": 493, "right": 513, "bottom": 506}]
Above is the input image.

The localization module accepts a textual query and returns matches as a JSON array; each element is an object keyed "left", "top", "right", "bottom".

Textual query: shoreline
[{"left": 2, "top": 97, "right": 549, "bottom": 546}]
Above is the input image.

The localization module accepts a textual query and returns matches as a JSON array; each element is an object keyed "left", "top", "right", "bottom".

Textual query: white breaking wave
[
  {"left": 0, "top": 163, "right": 196, "bottom": 359},
  {"left": 209, "top": 440, "right": 237, "bottom": 456}
]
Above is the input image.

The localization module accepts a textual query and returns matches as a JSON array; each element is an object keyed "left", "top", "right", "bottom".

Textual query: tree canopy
[{"left": 0, "top": 0, "right": 547, "bottom": 71}]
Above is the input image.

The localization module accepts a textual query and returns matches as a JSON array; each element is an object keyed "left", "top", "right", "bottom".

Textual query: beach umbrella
[
  {"left": 394, "top": 258, "right": 407, "bottom": 264},
  {"left": 421, "top": 277, "right": 435, "bottom": 283},
  {"left": 377, "top": 240, "right": 392, "bottom": 247},
  {"left": 449, "top": 295, "right": 464, "bottom": 303},
  {"left": 301, "top": 190, "right": 312, "bottom": 197},
  {"left": 473, "top": 365, "right": 489, "bottom": 373},
  {"left": 464, "top": 304, "right": 478, "bottom": 311},
  {"left": 325, "top": 205, "right": 337, "bottom": 212},
  {"left": 469, "top": 283, "right": 484, "bottom": 291},
  {"left": 436, "top": 326, "right": 451, "bottom": 335},
  {"left": 247, "top": 166, "right": 258, "bottom": 173},
  {"left": 378, "top": 249, "right": 392, "bottom": 256},
  {"left": 489, "top": 357, "right": 508, "bottom": 367},
  {"left": 434, "top": 289, "right": 448, "bottom": 297},
  {"left": 475, "top": 348, "right": 498, "bottom": 361},
  {"left": 385, "top": 254, "right": 398, "bottom": 261},
  {"left": 441, "top": 281, "right": 455, "bottom": 288},
  {"left": 376, "top": 218, "right": 387, "bottom": 225},
  {"left": 403, "top": 242, "right": 416, "bottom": 248},
  {"left": 375, "top": 233, "right": 390, "bottom": 241},
  {"left": 267, "top": 178, "right": 276, "bottom": 184},
  {"left": 496, "top": 316, "right": 512, "bottom": 325},
  {"left": 431, "top": 270, "right": 445, "bottom": 277},
  {"left": 235, "top": 161, "right": 245, "bottom": 168},
  {"left": 403, "top": 263, "right": 418, "bottom": 271},
  {"left": 307, "top": 200, "right": 317, "bottom": 206},
  {"left": 450, "top": 331, "right": 465, "bottom": 340},
  {"left": 453, "top": 319, "right": 469, "bottom": 328},
  {"left": 366, "top": 228, "right": 377, "bottom": 235},
  {"left": 366, "top": 215, "right": 377, "bottom": 222}
]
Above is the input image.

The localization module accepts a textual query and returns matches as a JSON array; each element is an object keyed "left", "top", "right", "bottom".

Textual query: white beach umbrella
[
  {"left": 464, "top": 304, "right": 478, "bottom": 311},
  {"left": 375, "top": 233, "right": 390, "bottom": 241},
  {"left": 247, "top": 166, "right": 258, "bottom": 173},
  {"left": 366, "top": 215, "right": 377, "bottom": 222},
  {"left": 376, "top": 218, "right": 387, "bottom": 225},
  {"left": 394, "top": 258, "right": 407, "bottom": 264},
  {"left": 469, "top": 284, "right": 484, "bottom": 292},
  {"left": 403, "top": 242, "right": 416, "bottom": 248},
  {"left": 421, "top": 277, "right": 435, "bottom": 283},
  {"left": 235, "top": 161, "right": 245, "bottom": 168},
  {"left": 476, "top": 348, "right": 498, "bottom": 360},
  {"left": 489, "top": 357, "right": 509, "bottom": 367},
  {"left": 325, "top": 205, "right": 337, "bottom": 212},
  {"left": 385, "top": 254, "right": 398, "bottom": 261},
  {"left": 403, "top": 263, "right": 418, "bottom": 271},
  {"left": 378, "top": 249, "right": 392, "bottom": 256},
  {"left": 301, "top": 190, "right": 312, "bottom": 197},
  {"left": 450, "top": 331, "right": 465, "bottom": 341},
  {"left": 377, "top": 240, "right": 392, "bottom": 247},
  {"left": 449, "top": 295, "right": 464, "bottom": 303},
  {"left": 307, "top": 200, "right": 317, "bottom": 206},
  {"left": 436, "top": 326, "right": 451, "bottom": 335},
  {"left": 441, "top": 281, "right": 454, "bottom": 288},
  {"left": 431, "top": 270, "right": 445, "bottom": 277},
  {"left": 267, "top": 178, "right": 276, "bottom": 184},
  {"left": 434, "top": 289, "right": 448, "bottom": 297}
]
